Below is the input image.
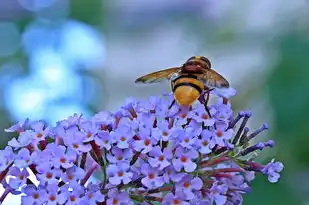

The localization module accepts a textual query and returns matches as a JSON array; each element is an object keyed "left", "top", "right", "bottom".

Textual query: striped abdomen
[{"left": 172, "top": 75, "right": 204, "bottom": 106}]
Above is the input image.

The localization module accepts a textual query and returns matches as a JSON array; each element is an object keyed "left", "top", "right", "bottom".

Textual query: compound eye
[
  {"left": 201, "top": 57, "right": 211, "bottom": 68},
  {"left": 186, "top": 56, "right": 196, "bottom": 62}
]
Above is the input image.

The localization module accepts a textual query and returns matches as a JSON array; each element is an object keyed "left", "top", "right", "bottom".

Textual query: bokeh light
[
  {"left": 4, "top": 76, "right": 49, "bottom": 120},
  {"left": 59, "top": 20, "right": 106, "bottom": 68},
  {"left": 18, "top": 0, "right": 57, "bottom": 12}
]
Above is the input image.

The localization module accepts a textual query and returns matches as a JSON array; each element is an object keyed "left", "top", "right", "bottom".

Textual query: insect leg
[
  {"left": 204, "top": 92, "right": 212, "bottom": 117},
  {"left": 203, "top": 87, "right": 214, "bottom": 117},
  {"left": 168, "top": 99, "right": 176, "bottom": 109},
  {"left": 168, "top": 80, "right": 176, "bottom": 109}
]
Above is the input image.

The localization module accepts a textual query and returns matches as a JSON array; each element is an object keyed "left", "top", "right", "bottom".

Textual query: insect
[{"left": 135, "top": 56, "right": 230, "bottom": 107}]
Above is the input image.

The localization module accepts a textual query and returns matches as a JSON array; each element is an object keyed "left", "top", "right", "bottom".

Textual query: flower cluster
[{"left": 0, "top": 91, "right": 283, "bottom": 205}]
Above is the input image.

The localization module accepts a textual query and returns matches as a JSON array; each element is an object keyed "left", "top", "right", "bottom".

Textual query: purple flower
[
  {"left": 8, "top": 121, "right": 50, "bottom": 148},
  {"left": 175, "top": 127, "right": 199, "bottom": 149},
  {"left": 208, "top": 182, "right": 229, "bottom": 205},
  {"left": 174, "top": 107, "right": 191, "bottom": 126},
  {"left": 21, "top": 185, "right": 47, "bottom": 205},
  {"left": 14, "top": 148, "right": 32, "bottom": 169},
  {"left": 45, "top": 183, "right": 67, "bottom": 205},
  {"left": 162, "top": 192, "right": 190, "bottom": 205},
  {"left": 136, "top": 112, "right": 156, "bottom": 129},
  {"left": 138, "top": 96, "right": 162, "bottom": 112},
  {"left": 212, "top": 87, "right": 237, "bottom": 99},
  {"left": 107, "top": 147, "right": 133, "bottom": 164},
  {"left": 107, "top": 163, "right": 133, "bottom": 185},
  {"left": 79, "top": 120, "right": 99, "bottom": 142},
  {"left": 8, "top": 131, "right": 33, "bottom": 148},
  {"left": 213, "top": 99, "right": 233, "bottom": 123},
  {"left": 155, "top": 95, "right": 179, "bottom": 118},
  {"left": 106, "top": 189, "right": 133, "bottom": 205},
  {"left": 95, "top": 130, "right": 113, "bottom": 150},
  {"left": 261, "top": 159, "right": 284, "bottom": 183},
  {"left": 63, "top": 189, "right": 82, "bottom": 205},
  {"left": 0, "top": 89, "right": 284, "bottom": 205},
  {"left": 30, "top": 120, "right": 50, "bottom": 142},
  {"left": 50, "top": 145, "right": 76, "bottom": 169},
  {"left": 92, "top": 111, "right": 115, "bottom": 129},
  {"left": 80, "top": 183, "right": 105, "bottom": 204},
  {"left": 141, "top": 163, "right": 164, "bottom": 189},
  {"left": 163, "top": 166, "right": 186, "bottom": 183},
  {"left": 37, "top": 166, "right": 62, "bottom": 185},
  {"left": 8, "top": 167, "right": 29, "bottom": 189},
  {"left": 0, "top": 146, "right": 15, "bottom": 171},
  {"left": 117, "top": 116, "right": 139, "bottom": 131},
  {"left": 132, "top": 127, "right": 157, "bottom": 154},
  {"left": 152, "top": 120, "right": 173, "bottom": 141},
  {"left": 148, "top": 146, "right": 172, "bottom": 170},
  {"left": 196, "top": 130, "right": 215, "bottom": 154},
  {"left": 57, "top": 113, "right": 84, "bottom": 129},
  {"left": 173, "top": 147, "right": 199, "bottom": 172},
  {"left": 190, "top": 104, "right": 216, "bottom": 126},
  {"left": 212, "top": 128, "right": 233, "bottom": 147},
  {"left": 5, "top": 118, "right": 30, "bottom": 133},
  {"left": 61, "top": 166, "right": 85, "bottom": 185},
  {"left": 110, "top": 125, "right": 133, "bottom": 149},
  {"left": 176, "top": 175, "right": 203, "bottom": 200},
  {"left": 225, "top": 192, "right": 243, "bottom": 205},
  {"left": 63, "top": 130, "right": 91, "bottom": 154}
]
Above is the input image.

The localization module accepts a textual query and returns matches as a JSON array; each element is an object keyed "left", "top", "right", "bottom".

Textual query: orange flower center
[
  {"left": 202, "top": 140, "right": 208, "bottom": 146},
  {"left": 144, "top": 139, "right": 151, "bottom": 146},
  {"left": 68, "top": 174, "right": 73, "bottom": 180},
  {"left": 49, "top": 195, "right": 56, "bottom": 201},
  {"left": 180, "top": 156, "right": 188, "bottom": 163},
  {"left": 60, "top": 157, "right": 66, "bottom": 163},
  {"left": 202, "top": 114, "right": 209, "bottom": 119},
  {"left": 183, "top": 182, "right": 190, "bottom": 188},
  {"left": 33, "top": 193, "right": 39, "bottom": 199},
  {"left": 117, "top": 171, "right": 124, "bottom": 177},
  {"left": 36, "top": 133, "right": 43, "bottom": 138},
  {"left": 46, "top": 173, "right": 53, "bottom": 179},
  {"left": 216, "top": 131, "right": 223, "bottom": 137},
  {"left": 69, "top": 196, "right": 76, "bottom": 202},
  {"left": 148, "top": 173, "right": 155, "bottom": 179},
  {"left": 173, "top": 199, "right": 180, "bottom": 205}
]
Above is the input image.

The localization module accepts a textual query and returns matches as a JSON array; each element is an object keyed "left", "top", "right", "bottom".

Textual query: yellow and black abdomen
[{"left": 172, "top": 75, "right": 204, "bottom": 106}]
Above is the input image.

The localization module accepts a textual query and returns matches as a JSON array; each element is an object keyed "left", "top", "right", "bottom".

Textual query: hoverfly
[{"left": 135, "top": 56, "right": 230, "bottom": 107}]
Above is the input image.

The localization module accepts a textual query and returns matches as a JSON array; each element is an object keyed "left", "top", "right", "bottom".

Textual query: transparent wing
[
  {"left": 199, "top": 69, "right": 230, "bottom": 88},
  {"left": 135, "top": 67, "right": 180, "bottom": 84}
]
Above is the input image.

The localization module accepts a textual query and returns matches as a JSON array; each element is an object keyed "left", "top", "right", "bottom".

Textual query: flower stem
[
  {"left": 0, "top": 188, "right": 11, "bottom": 203},
  {"left": 80, "top": 152, "right": 87, "bottom": 169},
  {"left": 0, "top": 162, "right": 13, "bottom": 183},
  {"left": 90, "top": 141, "right": 104, "bottom": 166},
  {"left": 81, "top": 163, "right": 99, "bottom": 186}
]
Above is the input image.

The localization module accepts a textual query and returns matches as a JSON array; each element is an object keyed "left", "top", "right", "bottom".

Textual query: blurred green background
[{"left": 0, "top": 0, "right": 307, "bottom": 204}]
